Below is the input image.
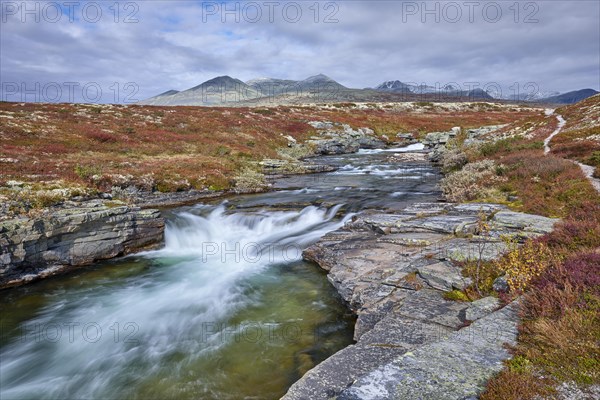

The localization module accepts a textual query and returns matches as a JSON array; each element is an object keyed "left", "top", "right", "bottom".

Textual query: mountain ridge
[{"left": 139, "top": 75, "right": 598, "bottom": 106}]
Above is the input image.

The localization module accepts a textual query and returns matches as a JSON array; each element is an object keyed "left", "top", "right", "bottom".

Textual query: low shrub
[
  {"left": 232, "top": 167, "right": 267, "bottom": 193},
  {"left": 86, "top": 130, "right": 117, "bottom": 143},
  {"left": 440, "top": 160, "right": 502, "bottom": 202},
  {"left": 439, "top": 148, "right": 468, "bottom": 173},
  {"left": 74, "top": 164, "right": 102, "bottom": 181},
  {"left": 496, "top": 239, "right": 558, "bottom": 293},
  {"left": 586, "top": 151, "right": 600, "bottom": 167},
  {"left": 552, "top": 140, "right": 600, "bottom": 162},
  {"left": 539, "top": 201, "right": 600, "bottom": 251},
  {"left": 481, "top": 369, "right": 553, "bottom": 400}
]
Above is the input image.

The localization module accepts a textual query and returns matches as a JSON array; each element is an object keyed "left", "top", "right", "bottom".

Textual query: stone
[
  {"left": 465, "top": 296, "right": 500, "bottom": 321},
  {"left": 0, "top": 203, "right": 164, "bottom": 288},
  {"left": 387, "top": 152, "right": 427, "bottom": 162},
  {"left": 307, "top": 121, "right": 385, "bottom": 155},
  {"left": 417, "top": 261, "right": 472, "bottom": 291},
  {"left": 493, "top": 276, "right": 509, "bottom": 292},
  {"left": 286, "top": 202, "right": 561, "bottom": 400},
  {"left": 338, "top": 302, "right": 520, "bottom": 400},
  {"left": 492, "top": 211, "right": 559, "bottom": 235}
]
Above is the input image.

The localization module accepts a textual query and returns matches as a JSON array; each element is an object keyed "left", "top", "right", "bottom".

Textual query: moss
[
  {"left": 507, "top": 355, "right": 532, "bottom": 373},
  {"left": 443, "top": 290, "right": 470, "bottom": 302}
]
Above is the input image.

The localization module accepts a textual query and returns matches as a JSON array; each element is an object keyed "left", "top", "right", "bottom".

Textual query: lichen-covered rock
[
  {"left": 492, "top": 211, "right": 558, "bottom": 235},
  {"left": 492, "top": 276, "right": 509, "bottom": 292},
  {"left": 284, "top": 202, "right": 559, "bottom": 399},
  {"left": 465, "top": 296, "right": 501, "bottom": 321},
  {"left": 0, "top": 201, "right": 164, "bottom": 288},
  {"left": 307, "top": 121, "right": 385, "bottom": 155},
  {"left": 337, "top": 302, "right": 519, "bottom": 400}
]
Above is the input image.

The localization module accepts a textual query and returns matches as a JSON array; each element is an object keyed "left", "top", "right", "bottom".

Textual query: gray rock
[
  {"left": 417, "top": 261, "right": 472, "bottom": 291},
  {"left": 463, "top": 125, "right": 507, "bottom": 146},
  {"left": 492, "top": 276, "right": 509, "bottom": 292},
  {"left": 0, "top": 203, "right": 164, "bottom": 288},
  {"left": 492, "top": 211, "right": 559, "bottom": 235},
  {"left": 283, "top": 302, "right": 460, "bottom": 400},
  {"left": 307, "top": 122, "right": 385, "bottom": 155},
  {"left": 465, "top": 296, "right": 500, "bottom": 321},
  {"left": 338, "top": 302, "right": 520, "bottom": 400},
  {"left": 286, "top": 202, "right": 561, "bottom": 399}
]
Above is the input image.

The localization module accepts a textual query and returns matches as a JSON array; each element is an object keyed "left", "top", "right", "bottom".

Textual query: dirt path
[
  {"left": 543, "top": 110, "right": 566, "bottom": 155},
  {"left": 543, "top": 109, "right": 600, "bottom": 193},
  {"left": 576, "top": 161, "right": 600, "bottom": 193}
]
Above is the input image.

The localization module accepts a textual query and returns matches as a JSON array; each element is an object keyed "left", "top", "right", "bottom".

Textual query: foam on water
[{"left": 0, "top": 204, "right": 351, "bottom": 400}]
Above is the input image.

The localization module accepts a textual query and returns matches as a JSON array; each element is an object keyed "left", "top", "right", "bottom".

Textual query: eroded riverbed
[{"left": 0, "top": 145, "right": 441, "bottom": 399}]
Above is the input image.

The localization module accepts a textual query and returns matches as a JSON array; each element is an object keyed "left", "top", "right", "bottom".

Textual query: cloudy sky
[{"left": 1, "top": 0, "right": 598, "bottom": 103}]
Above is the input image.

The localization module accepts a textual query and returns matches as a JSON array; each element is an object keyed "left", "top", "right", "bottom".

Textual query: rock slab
[
  {"left": 0, "top": 201, "right": 164, "bottom": 288},
  {"left": 283, "top": 202, "right": 558, "bottom": 400}
]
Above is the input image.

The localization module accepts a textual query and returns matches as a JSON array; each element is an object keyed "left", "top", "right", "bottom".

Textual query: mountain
[
  {"left": 375, "top": 80, "right": 412, "bottom": 92},
  {"left": 139, "top": 89, "right": 180, "bottom": 105},
  {"left": 246, "top": 77, "right": 299, "bottom": 95},
  {"left": 372, "top": 81, "right": 492, "bottom": 98},
  {"left": 296, "top": 74, "right": 347, "bottom": 91},
  {"left": 464, "top": 88, "right": 494, "bottom": 100},
  {"left": 141, "top": 74, "right": 596, "bottom": 106},
  {"left": 501, "top": 90, "right": 560, "bottom": 101},
  {"left": 139, "top": 76, "right": 263, "bottom": 106},
  {"left": 140, "top": 74, "right": 351, "bottom": 105},
  {"left": 537, "top": 89, "right": 599, "bottom": 104}
]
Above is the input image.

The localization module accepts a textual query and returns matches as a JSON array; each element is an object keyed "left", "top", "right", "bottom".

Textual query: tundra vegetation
[
  {"left": 0, "top": 101, "right": 535, "bottom": 219},
  {"left": 436, "top": 95, "right": 600, "bottom": 399}
]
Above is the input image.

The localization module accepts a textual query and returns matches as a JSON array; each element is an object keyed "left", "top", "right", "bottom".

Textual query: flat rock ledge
[
  {"left": 0, "top": 200, "right": 164, "bottom": 288},
  {"left": 283, "top": 202, "right": 558, "bottom": 400}
]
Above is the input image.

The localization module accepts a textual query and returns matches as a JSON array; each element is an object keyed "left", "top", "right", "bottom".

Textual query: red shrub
[{"left": 86, "top": 130, "right": 117, "bottom": 143}]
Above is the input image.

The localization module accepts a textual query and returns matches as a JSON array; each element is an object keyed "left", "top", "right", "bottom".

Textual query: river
[{"left": 0, "top": 144, "right": 440, "bottom": 400}]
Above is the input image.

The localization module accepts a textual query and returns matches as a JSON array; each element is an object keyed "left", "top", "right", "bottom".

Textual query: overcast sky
[{"left": 1, "top": 0, "right": 598, "bottom": 103}]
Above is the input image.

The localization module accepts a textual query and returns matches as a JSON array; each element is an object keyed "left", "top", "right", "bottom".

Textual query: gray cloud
[{"left": 1, "top": 0, "right": 598, "bottom": 103}]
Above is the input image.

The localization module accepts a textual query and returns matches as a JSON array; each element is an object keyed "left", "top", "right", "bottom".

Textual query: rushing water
[{"left": 0, "top": 144, "right": 440, "bottom": 400}]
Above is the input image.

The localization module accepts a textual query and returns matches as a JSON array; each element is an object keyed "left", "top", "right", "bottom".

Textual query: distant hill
[
  {"left": 246, "top": 78, "right": 299, "bottom": 95},
  {"left": 140, "top": 74, "right": 350, "bottom": 106},
  {"left": 373, "top": 80, "right": 493, "bottom": 99},
  {"left": 296, "top": 74, "right": 347, "bottom": 91},
  {"left": 537, "top": 89, "right": 599, "bottom": 104},
  {"left": 375, "top": 80, "right": 412, "bottom": 92},
  {"left": 140, "top": 75, "right": 597, "bottom": 106},
  {"left": 157, "top": 89, "right": 180, "bottom": 97},
  {"left": 139, "top": 76, "right": 263, "bottom": 105}
]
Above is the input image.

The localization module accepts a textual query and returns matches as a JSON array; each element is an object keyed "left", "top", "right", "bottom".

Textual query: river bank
[
  {"left": 284, "top": 202, "right": 558, "bottom": 399},
  {"left": 0, "top": 134, "right": 442, "bottom": 399},
  {"left": 0, "top": 121, "right": 392, "bottom": 289}
]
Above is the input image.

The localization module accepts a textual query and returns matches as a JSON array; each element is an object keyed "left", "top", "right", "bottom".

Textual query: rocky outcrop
[
  {"left": 260, "top": 158, "right": 337, "bottom": 176},
  {"left": 422, "top": 127, "right": 461, "bottom": 148},
  {"left": 283, "top": 202, "right": 558, "bottom": 400},
  {"left": 0, "top": 200, "right": 164, "bottom": 288},
  {"left": 463, "top": 124, "right": 507, "bottom": 146},
  {"left": 338, "top": 302, "right": 519, "bottom": 400},
  {"left": 424, "top": 125, "right": 506, "bottom": 161},
  {"left": 308, "top": 122, "right": 386, "bottom": 155}
]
